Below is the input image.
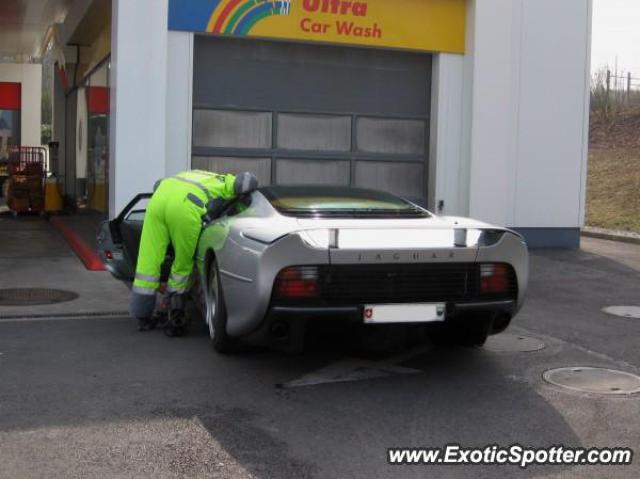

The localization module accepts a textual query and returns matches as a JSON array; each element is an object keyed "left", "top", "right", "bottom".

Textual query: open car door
[
  {"left": 97, "top": 193, "right": 152, "bottom": 282},
  {"left": 97, "top": 189, "right": 256, "bottom": 284}
]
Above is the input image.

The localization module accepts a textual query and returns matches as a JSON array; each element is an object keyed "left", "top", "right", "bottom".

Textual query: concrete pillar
[
  {"left": 459, "top": 0, "right": 592, "bottom": 247},
  {"left": 19, "top": 64, "right": 43, "bottom": 146},
  {"left": 0, "top": 63, "right": 42, "bottom": 146},
  {"left": 429, "top": 53, "right": 465, "bottom": 217},
  {"left": 109, "top": 0, "right": 168, "bottom": 217},
  {"left": 165, "top": 31, "right": 194, "bottom": 178},
  {"left": 511, "top": 0, "right": 592, "bottom": 233},
  {"left": 465, "top": 0, "right": 516, "bottom": 227},
  {"left": 52, "top": 65, "right": 66, "bottom": 177}
]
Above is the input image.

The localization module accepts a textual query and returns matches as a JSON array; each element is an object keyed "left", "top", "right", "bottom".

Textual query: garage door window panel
[
  {"left": 277, "top": 114, "right": 351, "bottom": 152},
  {"left": 276, "top": 159, "right": 350, "bottom": 186},
  {"left": 356, "top": 117, "right": 427, "bottom": 155},
  {"left": 354, "top": 161, "right": 424, "bottom": 200},
  {"left": 192, "top": 156, "right": 272, "bottom": 186},
  {"left": 193, "top": 110, "right": 272, "bottom": 149}
]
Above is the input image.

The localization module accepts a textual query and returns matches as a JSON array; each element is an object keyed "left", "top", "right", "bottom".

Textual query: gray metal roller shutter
[{"left": 192, "top": 36, "right": 432, "bottom": 204}]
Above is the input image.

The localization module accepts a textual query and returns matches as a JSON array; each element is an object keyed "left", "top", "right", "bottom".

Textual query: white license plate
[{"left": 363, "top": 303, "right": 446, "bottom": 324}]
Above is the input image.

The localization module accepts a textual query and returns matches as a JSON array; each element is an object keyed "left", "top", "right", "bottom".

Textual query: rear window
[{"left": 260, "top": 186, "right": 429, "bottom": 218}]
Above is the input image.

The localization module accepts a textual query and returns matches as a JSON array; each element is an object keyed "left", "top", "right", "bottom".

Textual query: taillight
[
  {"left": 274, "top": 267, "right": 319, "bottom": 299},
  {"left": 480, "top": 263, "right": 511, "bottom": 294},
  {"left": 105, "top": 250, "right": 114, "bottom": 260}
]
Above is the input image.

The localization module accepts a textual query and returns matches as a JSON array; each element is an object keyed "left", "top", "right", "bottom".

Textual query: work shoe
[
  {"left": 137, "top": 316, "right": 159, "bottom": 332},
  {"left": 163, "top": 309, "right": 189, "bottom": 337}
]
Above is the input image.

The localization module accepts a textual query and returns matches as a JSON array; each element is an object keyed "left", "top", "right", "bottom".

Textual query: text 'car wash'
[{"left": 301, "top": 0, "right": 382, "bottom": 38}]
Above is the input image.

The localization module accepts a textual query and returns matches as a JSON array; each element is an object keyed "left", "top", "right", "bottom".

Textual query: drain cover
[
  {"left": 543, "top": 367, "right": 640, "bottom": 395},
  {"left": 484, "top": 333, "right": 545, "bottom": 353},
  {"left": 602, "top": 306, "right": 640, "bottom": 320},
  {"left": 0, "top": 288, "right": 78, "bottom": 306}
]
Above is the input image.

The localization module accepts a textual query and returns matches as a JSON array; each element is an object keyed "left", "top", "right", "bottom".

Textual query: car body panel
[
  {"left": 97, "top": 220, "right": 131, "bottom": 280},
  {"left": 475, "top": 230, "right": 529, "bottom": 309},
  {"left": 96, "top": 193, "right": 152, "bottom": 281}
]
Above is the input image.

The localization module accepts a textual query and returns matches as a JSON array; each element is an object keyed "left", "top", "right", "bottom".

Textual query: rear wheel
[{"left": 206, "top": 259, "right": 235, "bottom": 353}]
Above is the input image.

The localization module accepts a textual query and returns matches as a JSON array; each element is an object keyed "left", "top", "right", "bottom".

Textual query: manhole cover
[
  {"left": 543, "top": 367, "right": 640, "bottom": 395},
  {"left": 484, "top": 333, "right": 545, "bottom": 353},
  {"left": 0, "top": 288, "right": 78, "bottom": 306},
  {"left": 602, "top": 306, "right": 640, "bottom": 320}
]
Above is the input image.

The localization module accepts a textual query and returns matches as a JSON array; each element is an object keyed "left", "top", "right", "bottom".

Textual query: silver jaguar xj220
[{"left": 98, "top": 186, "right": 528, "bottom": 353}]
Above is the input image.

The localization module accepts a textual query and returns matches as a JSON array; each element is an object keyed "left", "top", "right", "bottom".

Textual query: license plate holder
[{"left": 363, "top": 303, "right": 446, "bottom": 324}]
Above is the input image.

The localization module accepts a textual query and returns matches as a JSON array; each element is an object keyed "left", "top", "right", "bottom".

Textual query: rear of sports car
[
  {"left": 271, "top": 262, "right": 519, "bottom": 314},
  {"left": 263, "top": 232, "right": 525, "bottom": 345},
  {"left": 233, "top": 187, "right": 528, "bottom": 349}
]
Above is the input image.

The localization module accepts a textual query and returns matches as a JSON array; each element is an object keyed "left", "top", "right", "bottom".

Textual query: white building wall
[
  {"left": 0, "top": 63, "right": 42, "bottom": 146},
  {"left": 512, "top": 0, "right": 592, "bottom": 228},
  {"left": 431, "top": 0, "right": 591, "bottom": 246},
  {"left": 165, "top": 31, "right": 194, "bottom": 177},
  {"left": 429, "top": 54, "right": 465, "bottom": 216},
  {"left": 109, "top": 0, "right": 169, "bottom": 216},
  {"left": 466, "top": 0, "right": 517, "bottom": 226}
]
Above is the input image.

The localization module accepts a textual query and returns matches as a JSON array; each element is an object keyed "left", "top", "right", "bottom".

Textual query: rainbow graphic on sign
[{"left": 206, "top": 0, "right": 292, "bottom": 35}]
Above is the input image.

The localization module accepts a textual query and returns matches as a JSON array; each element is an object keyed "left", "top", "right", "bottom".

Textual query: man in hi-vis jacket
[{"left": 129, "top": 169, "right": 258, "bottom": 334}]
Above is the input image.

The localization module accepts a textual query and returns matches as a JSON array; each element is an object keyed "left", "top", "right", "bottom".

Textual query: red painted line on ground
[{"left": 49, "top": 217, "right": 106, "bottom": 271}]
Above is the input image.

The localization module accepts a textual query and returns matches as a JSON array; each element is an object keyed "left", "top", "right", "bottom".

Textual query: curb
[
  {"left": 581, "top": 228, "right": 640, "bottom": 246},
  {"left": 50, "top": 216, "right": 106, "bottom": 271},
  {"left": 0, "top": 311, "right": 130, "bottom": 323}
]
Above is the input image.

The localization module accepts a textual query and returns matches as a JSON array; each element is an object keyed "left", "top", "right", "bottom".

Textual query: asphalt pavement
[
  {"left": 0, "top": 220, "right": 638, "bottom": 478},
  {"left": 0, "top": 214, "right": 129, "bottom": 317}
]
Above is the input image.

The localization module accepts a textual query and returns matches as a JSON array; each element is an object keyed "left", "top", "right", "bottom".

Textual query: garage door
[{"left": 192, "top": 37, "right": 432, "bottom": 204}]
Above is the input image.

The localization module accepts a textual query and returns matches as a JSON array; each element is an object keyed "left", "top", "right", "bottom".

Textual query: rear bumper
[
  {"left": 240, "top": 300, "right": 516, "bottom": 346},
  {"left": 269, "top": 305, "right": 361, "bottom": 318},
  {"left": 451, "top": 300, "right": 515, "bottom": 315},
  {"left": 270, "top": 300, "right": 515, "bottom": 321}
]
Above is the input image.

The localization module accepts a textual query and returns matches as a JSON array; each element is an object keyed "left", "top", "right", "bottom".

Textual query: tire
[{"left": 206, "top": 258, "right": 235, "bottom": 353}]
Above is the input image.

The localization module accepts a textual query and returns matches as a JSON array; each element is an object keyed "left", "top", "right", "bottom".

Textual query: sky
[{"left": 591, "top": 0, "right": 640, "bottom": 78}]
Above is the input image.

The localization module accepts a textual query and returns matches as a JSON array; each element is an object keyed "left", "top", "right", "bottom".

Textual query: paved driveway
[{"left": 0, "top": 233, "right": 638, "bottom": 478}]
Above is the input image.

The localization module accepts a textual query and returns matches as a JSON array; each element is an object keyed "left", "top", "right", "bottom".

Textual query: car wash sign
[{"left": 169, "top": 0, "right": 466, "bottom": 53}]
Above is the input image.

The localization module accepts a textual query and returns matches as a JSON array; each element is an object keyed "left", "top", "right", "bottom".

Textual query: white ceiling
[{"left": 0, "top": 0, "right": 75, "bottom": 61}]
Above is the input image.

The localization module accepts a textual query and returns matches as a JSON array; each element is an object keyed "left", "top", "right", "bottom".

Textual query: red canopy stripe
[
  {"left": 86, "top": 86, "right": 110, "bottom": 114},
  {"left": 0, "top": 82, "right": 21, "bottom": 110}
]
